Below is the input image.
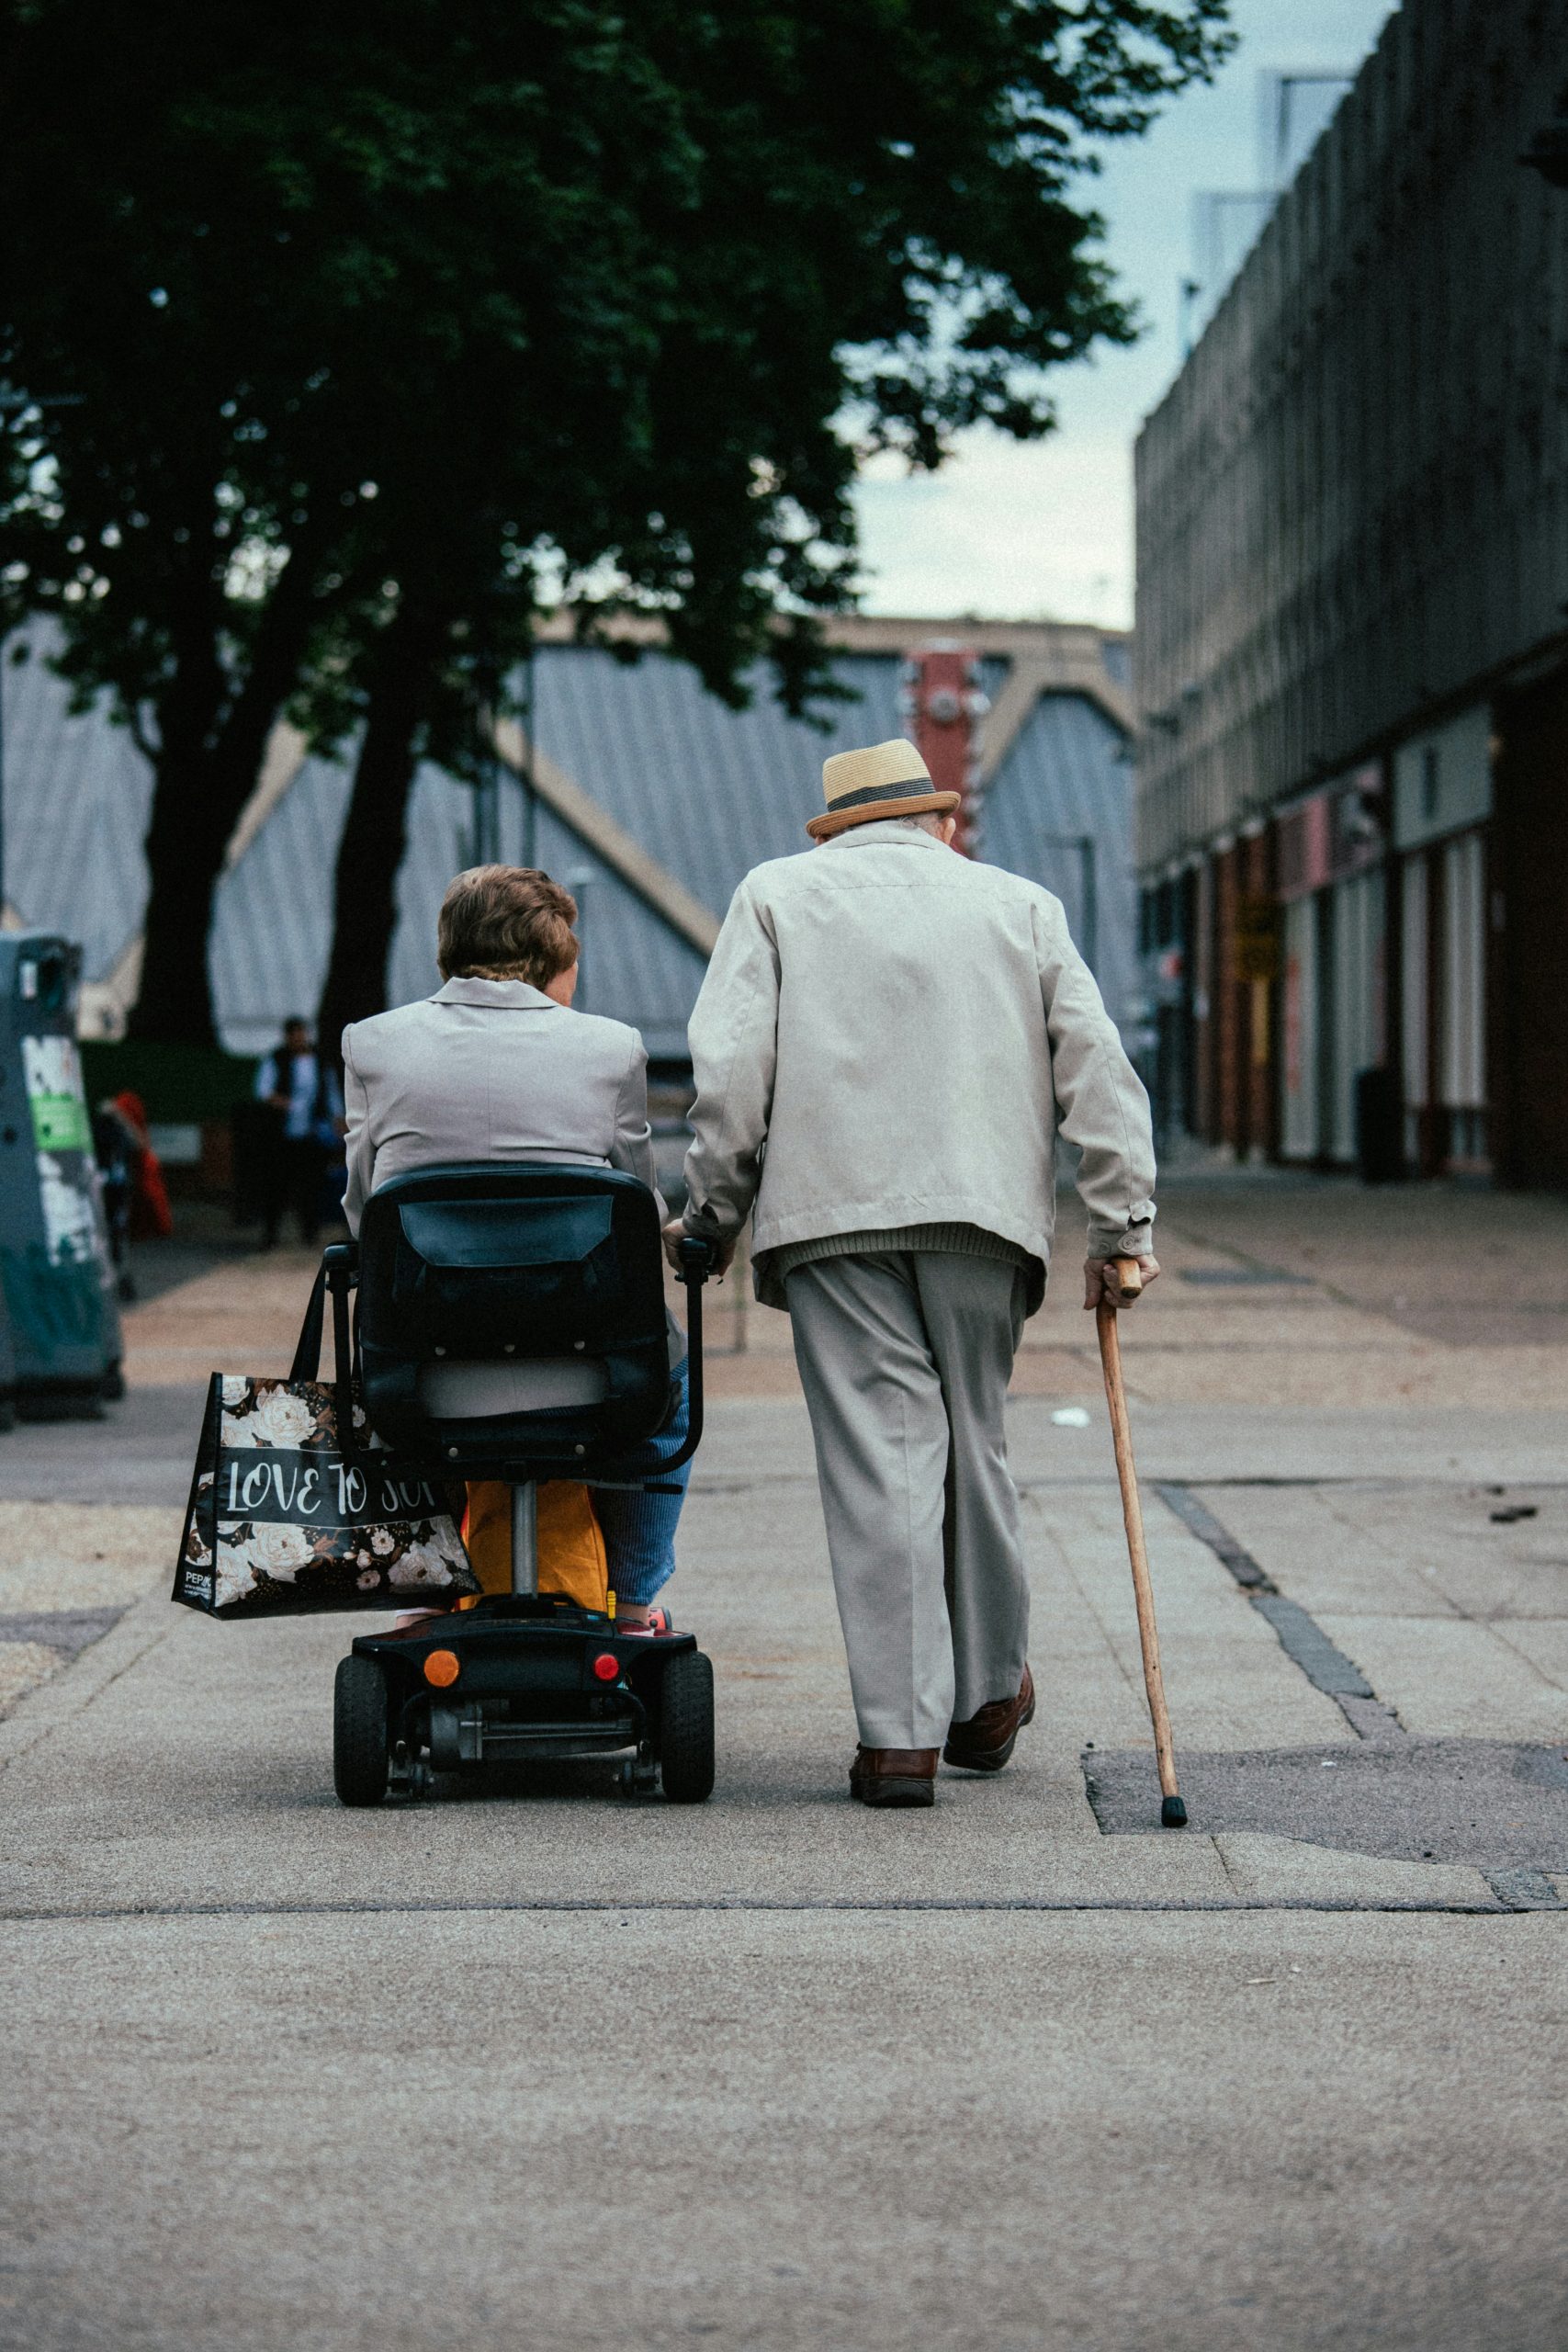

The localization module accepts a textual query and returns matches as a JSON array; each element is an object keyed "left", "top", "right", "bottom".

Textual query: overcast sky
[{"left": 852, "top": 0, "right": 1400, "bottom": 628}]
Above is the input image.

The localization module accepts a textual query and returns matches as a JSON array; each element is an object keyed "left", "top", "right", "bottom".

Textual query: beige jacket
[
  {"left": 682, "top": 820, "right": 1156, "bottom": 1309},
  {"left": 342, "top": 977, "right": 658, "bottom": 1235}
]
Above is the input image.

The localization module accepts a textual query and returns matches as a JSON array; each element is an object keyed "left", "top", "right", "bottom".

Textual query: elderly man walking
[{"left": 668, "top": 739, "right": 1158, "bottom": 1808}]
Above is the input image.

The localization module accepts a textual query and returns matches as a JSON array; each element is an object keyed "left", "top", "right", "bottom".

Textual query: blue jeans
[{"left": 591, "top": 1358, "right": 692, "bottom": 1608}]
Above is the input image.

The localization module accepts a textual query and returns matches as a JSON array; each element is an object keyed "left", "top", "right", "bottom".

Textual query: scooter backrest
[
  {"left": 355, "top": 1162, "right": 670, "bottom": 1469},
  {"left": 360, "top": 1163, "right": 662, "bottom": 1356}
]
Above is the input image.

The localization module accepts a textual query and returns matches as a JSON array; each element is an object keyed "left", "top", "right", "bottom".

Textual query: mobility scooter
[{"left": 318, "top": 1163, "right": 716, "bottom": 1808}]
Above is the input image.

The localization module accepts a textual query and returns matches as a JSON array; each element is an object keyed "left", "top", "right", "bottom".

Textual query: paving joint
[
  {"left": 0, "top": 1894, "right": 1514, "bottom": 1921},
  {"left": 1156, "top": 1480, "right": 1275, "bottom": 1587},
  {"left": 1158, "top": 1480, "right": 1382, "bottom": 1713},
  {"left": 1185, "top": 1476, "right": 1568, "bottom": 1491}
]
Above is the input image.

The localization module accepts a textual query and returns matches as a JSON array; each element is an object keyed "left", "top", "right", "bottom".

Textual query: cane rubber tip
[{"left": 1161, "top": 1795, "right": 1188, "bottom": 1828}]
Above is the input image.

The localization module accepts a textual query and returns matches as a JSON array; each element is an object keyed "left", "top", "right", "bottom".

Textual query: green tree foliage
[{"left": 1, "top": 1, "right": 1231, "bottom": 1045}]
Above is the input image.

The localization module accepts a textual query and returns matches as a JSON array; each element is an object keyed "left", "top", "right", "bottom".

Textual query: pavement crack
[
  {"left": 1334, "top": 1694, "right": 1409, "bottom": 1742},
  {"left": 1484, "top": 1869, "right": 1565, "bottom": 1912},
  {"left": 1085, "top": 1738, "right": 1568, "bottom": 1874},
  {"left": 0, "top": 1607, "right": 128, "bottom": 1657},
  {"left": 0, "top": 1601, "right": 174, "bottom": 1781},
  {"left": 1155, "top": 1482, "right": 1275, "bottom": 1588},
  {"left": 1157, "top": 1483, "right": 1381, "bottom": 1719}
]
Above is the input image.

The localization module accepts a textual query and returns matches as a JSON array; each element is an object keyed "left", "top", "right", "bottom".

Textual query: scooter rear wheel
[
  {"left": 658, "top": 1648, "right": 715, "bottom": 1803},
  {"left": 333, "top": 1654, "right": 390, "bottom": 1807}
]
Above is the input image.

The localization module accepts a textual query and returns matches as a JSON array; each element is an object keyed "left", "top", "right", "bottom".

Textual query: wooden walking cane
[{"left": 1096, "top": 1257, "right": 1187, "bottom": 1827}]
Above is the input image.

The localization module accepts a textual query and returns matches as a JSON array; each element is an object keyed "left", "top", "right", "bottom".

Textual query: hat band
[{"left": 825, "top": 775, "right": 939, "bottom": 814}]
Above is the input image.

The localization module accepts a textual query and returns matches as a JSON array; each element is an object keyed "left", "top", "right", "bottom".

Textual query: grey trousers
[{"left": 784, "top": 1250, "right": 1030, "bottom": 1749}]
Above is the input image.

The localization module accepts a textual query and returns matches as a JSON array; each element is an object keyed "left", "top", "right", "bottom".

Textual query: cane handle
[{"left": 1111, "top": 1255, "right": 1144, "bottom": 1300}]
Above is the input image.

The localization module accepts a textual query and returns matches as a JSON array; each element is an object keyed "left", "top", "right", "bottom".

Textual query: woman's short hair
[{"left": 436, "top": 865, "right": 579, "bottom": 987}]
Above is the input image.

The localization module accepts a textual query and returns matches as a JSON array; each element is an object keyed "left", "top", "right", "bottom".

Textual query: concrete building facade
[{"left": 1135, "top": 0, "right": 1568, "bottom": 1184}]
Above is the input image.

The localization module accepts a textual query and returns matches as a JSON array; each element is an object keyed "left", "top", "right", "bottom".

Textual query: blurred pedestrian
[
  {"left": 110, "top": 1091, "right": 174, "bottom": 1239},
  {"left": 254, "top": 1019, "right": 344, "bottom": 1249},
  {"left": 93, "top": 1098, "right": 136, "bottom": 1299},
  {"left": 93, "top": 1091, "right": 172, "bottom": 1299}
]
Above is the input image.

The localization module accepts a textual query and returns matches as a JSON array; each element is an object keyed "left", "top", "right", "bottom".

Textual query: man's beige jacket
[{"left": 682, "top": 820, "right": 1156, "bottom": 1309}]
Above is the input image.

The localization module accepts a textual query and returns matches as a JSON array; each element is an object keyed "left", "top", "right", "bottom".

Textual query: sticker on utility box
[{"left": 22, "top": 1035, "right": 93, "bottom": 1154}]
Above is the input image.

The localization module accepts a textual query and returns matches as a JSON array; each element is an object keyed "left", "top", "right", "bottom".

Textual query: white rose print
[
  {"left": 214, "top": 1537, "right": 257, "bottom": 1609},
  {"left": 247, "top": 1523, "right": 314, "bottom": 1581},
  {"left": 389, "top": 1542, "right": 461, "bottom": 1589},
  {"left": 229, "top": 1386, "right": 319, "bottom": 1450}
]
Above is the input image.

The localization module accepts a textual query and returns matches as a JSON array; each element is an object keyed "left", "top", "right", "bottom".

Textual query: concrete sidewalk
[{"left": 0, "top": 1174, "right": 1564, "bottom": 2347}]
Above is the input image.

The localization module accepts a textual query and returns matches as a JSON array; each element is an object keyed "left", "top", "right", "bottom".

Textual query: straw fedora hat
[{"left": 806, "top": 739, "right": 960, "bottom": 842}]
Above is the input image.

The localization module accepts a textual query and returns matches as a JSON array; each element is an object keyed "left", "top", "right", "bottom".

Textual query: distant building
[
  {"left": 3, "top": 615, "right": 1136, "bottom": 1066},
  {"left": 1134, "top": 0, "right": 1568, "bottom": 1185}
]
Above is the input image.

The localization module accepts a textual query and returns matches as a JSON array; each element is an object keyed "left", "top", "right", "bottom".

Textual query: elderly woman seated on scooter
[{"left": 339, "top": 864, "right": 693, "bottom": 1632}]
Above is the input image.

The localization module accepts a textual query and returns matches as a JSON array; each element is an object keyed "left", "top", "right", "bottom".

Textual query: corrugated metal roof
[
  {"left": 386, "top": 756, "right": 710, "bottom": 1061},
  {"left": 529, "top": 646, "right": 908, "bottom": 922},
  {"left": 4, "top": 626, "right": 1137, "bottom": 1059},
  {"left": 978, "top": 690, "right": 1139, "bottom": 1031},
  {"left": 213, "top": 734, "right": 716, "bottom": 1061},
  {"left": 210, "top": 752, "right": 353, "bottom": 1054},
  {"left": 218, "top": 646, "right": 910, "bottom": 1057},
  {"left": 1, "top": 626, "right": 152, "bottom": 981}
]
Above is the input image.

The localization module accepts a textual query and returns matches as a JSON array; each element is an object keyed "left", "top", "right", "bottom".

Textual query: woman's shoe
[
  {"left": 615, "top": 1606, "right": 674, "bottom": 1638},
  {"left": 386, "top": 1609, "right": 451, "bottom": 1637}
]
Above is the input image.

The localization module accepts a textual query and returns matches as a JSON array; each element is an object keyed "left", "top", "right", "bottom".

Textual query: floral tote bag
[{"left": 174, "top": 1258, "right": 479, "bottom": 1620}]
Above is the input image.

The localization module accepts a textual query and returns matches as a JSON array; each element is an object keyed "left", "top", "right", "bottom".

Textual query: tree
[
  {"left": 316, "top": 0, "right": 1235, "bottom": 1039},
  {"left": 2, "top": 1, "right": 718, "bottom": 1041},
  {"left": 2, "top": 1, "right": 1232, "bottom": 1045}
]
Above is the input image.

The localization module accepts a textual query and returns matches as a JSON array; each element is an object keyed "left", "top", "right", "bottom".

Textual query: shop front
[
  {"left": 1276, "top": 766, "right": 1387, "bottom": 1167},
  {"left": 1392, "top": 706, "right": 1492, "bottom": 1174}
]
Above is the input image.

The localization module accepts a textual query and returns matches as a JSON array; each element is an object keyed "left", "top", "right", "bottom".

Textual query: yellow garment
[{"left": 461, "top": 1479, "right": 608, "bottom": 1611}]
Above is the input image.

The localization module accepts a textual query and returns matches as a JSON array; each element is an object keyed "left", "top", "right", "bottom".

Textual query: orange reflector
[
  {"left": 423, "top": 1649, "right": 461, "bottom": 1688},
  {"left": 592, "top": 1652, "right": 621, "bottom": 1682}
]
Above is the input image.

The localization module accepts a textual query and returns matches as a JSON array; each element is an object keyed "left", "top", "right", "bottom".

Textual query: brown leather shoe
[
  {"left": 849, "top": 1747, "right": 939, "bottom": 1808},
  {"left": 943, "top": 1665, "right": 1035, "bottom": 1772}
]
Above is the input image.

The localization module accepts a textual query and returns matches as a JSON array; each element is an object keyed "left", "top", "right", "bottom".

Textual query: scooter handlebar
[{"left": 677, "top": 1234, "right": 717, "bottom": 1283}]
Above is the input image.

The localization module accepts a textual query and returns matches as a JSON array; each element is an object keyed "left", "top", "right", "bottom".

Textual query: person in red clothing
[
  {"left": 93, "top": 1091, "right": 172, "bottom": 1302},
  {"left": 110, "top": 1091, "right": 173, "bottom": 1239}
]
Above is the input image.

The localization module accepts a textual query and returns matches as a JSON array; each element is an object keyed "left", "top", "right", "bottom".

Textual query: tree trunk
[
  {"left": 128, "top": 737, "right": 248, "bottom": 1046},
  {"left": 316, "top": 601, "right": 446, "bottom": 1060},
  {"left": 128, "top": 534, "right": 327, "bottom": 1046}
]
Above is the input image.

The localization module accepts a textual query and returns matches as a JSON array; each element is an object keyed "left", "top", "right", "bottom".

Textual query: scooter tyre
[
  {"left": 659, "top": 1649, "right": 715, "bottom": 1804},
  {"left": 334, "top": 1653, "right": 390, "bottom": 1807}
]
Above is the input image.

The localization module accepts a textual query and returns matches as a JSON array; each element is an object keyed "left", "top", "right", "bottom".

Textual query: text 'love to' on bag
[{"left": 174, "top": 1261, "right": 479, "bottom": 1619}]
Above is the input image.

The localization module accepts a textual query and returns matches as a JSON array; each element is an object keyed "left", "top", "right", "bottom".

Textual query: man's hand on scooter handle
[
  {"left": 1083, "top": 1252, "right": 1160, "bottom": 1311},
  {"left": 662, "top": 1218, "right": 738, "bottom": 1278}
]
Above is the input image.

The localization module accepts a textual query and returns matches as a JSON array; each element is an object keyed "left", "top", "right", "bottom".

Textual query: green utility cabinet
[
  {"left": 0, "top": 935, "right": 122, "bottom": 1412},
  {"left": 0, "top": 1279, "right": 14, "bottom": 1429}
]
